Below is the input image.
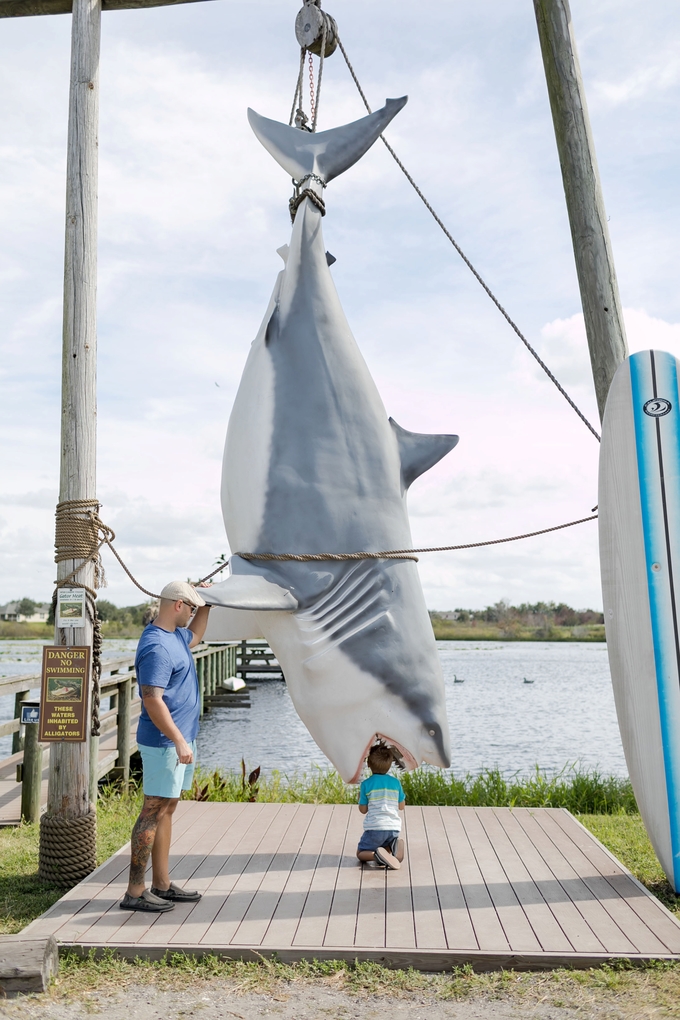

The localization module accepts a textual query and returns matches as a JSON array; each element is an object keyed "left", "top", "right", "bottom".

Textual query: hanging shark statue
[{"left": 202, "top": 97, "right": 458, "bottom": 782}]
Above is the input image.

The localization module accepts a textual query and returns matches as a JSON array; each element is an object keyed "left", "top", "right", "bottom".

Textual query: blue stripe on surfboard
[{"left": 631, "top": 350, "right": 680, "bottom": 889}]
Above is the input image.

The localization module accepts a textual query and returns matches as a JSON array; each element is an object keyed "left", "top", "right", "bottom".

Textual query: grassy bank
[
  {"left": 431, "top": 618, "right": 606, "bottom": 641},
  {"left": 1, "top": 621, "right": 607, "bottom": 643},
  {"left": 187, "top": 763, "right": 637, "bottom": 815}
]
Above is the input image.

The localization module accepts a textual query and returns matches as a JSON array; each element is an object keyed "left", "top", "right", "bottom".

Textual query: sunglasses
[{"left": 182, "top": 602, "right": 198, "bottom": 618}]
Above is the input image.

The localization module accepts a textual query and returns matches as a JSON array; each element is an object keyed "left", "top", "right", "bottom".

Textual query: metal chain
[
  {"left": 308, "top": 51, "right": 316, "bottom": 125},
  {"left": 335, "top": 35, "right": 601, "bottom": 444},
  {"left": 311, "top": 16, "right": 328, "bottom": 132}
]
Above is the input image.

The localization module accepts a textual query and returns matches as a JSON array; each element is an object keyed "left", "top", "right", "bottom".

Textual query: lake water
[{"left": 0, "top": 639, "right": 624, "bottom": 778}]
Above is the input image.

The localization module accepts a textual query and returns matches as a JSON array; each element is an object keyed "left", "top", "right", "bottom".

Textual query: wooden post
[
  {"left": 12, "top": 692, "right": 26, "bottom": 754},
  {"left": 115, "top": 676, "right": 132, "bottom": 786},
  {"left": 39, "top": 0, "right": 101, "bottom": 884},
  {"left": 20, "top": 705, "right": 43, "bottom": 825},
  {"left": 533, "top": 0, "right": 628, "bottom": 419}
]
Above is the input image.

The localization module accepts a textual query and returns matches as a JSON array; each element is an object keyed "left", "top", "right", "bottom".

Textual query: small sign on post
[
  {"left": 56, "top": 588, "right": 87, "bottom": 628},
  {"left": 21, "top": 703, "right": 40, "bottom": 725},
  {"left": 39, "top": 646, "right": 90, "bottom": 743}
]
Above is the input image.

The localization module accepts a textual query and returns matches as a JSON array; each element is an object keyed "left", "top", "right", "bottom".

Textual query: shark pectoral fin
[
  {"left": 247, "top": 98, "right": 408, "bottom": 184},
  {"left": 199, "top": 575, "right": 298, "bottom": 611},
  {"left": 390, "top": 417, "right": 459, "bottom": 489}
]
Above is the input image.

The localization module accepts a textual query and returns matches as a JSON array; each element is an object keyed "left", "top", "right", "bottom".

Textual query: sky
[{"left": 0, "top": 0, "right": 679, "bottom": 612}]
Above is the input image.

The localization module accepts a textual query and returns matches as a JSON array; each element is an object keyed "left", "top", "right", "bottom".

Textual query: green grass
[
  {"left": 0, "top": 784, "right": 142, "bottom": 935},
  {"left": 400, "top": 764, "right": 637, "bottom": 813},
  {"left": 49, "top": 950, "right": 680, "bottom": 1013},
  {"left": 581, "top": 813, "right": 680, "bottom": 915},
  {"left": 185, "top": 763, "right": 637, "bottom": 815}
]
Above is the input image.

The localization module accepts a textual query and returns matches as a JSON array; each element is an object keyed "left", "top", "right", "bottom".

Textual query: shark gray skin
[{"left": 202, "top": 98, "right": 458, "bottom": 783}]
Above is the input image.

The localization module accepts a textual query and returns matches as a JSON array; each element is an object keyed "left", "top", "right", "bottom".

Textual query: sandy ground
[{"left": 0, "top": 980, "right": 655, "bottom": 1020}]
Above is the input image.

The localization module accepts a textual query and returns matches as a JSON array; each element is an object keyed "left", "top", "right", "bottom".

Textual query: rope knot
[{"left": 289, "top": 187, "right": 326, "bottom": 223}]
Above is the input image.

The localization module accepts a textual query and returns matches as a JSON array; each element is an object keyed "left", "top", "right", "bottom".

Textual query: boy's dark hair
[{"left": 367, "top": 744, "right": 393, "bottom": 774}]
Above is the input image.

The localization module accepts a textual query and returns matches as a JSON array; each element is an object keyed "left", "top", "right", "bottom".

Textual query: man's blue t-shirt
[{"left": 135, "top": 624, "right": 200, "bottom": 748}]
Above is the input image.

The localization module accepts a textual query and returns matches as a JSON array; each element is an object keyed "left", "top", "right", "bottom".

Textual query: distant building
[{"left": 0, "top": 602, "right": 50, "bottom": 623}]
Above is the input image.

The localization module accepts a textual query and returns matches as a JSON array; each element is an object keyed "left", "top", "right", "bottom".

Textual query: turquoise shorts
[{"left": 138, "top": 741, "right": 197, "bottom": 799}]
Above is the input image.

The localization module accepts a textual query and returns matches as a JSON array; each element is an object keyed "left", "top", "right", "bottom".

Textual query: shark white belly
[{"left": 203, "top": 99, "right": 458, "bottom": 782}]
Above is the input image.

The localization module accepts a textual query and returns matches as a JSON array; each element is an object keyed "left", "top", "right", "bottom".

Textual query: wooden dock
[{"left": 20, "top": 803, "right": 680, "bottom": 970}]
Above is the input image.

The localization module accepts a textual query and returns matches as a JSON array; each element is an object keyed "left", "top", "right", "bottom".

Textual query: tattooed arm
[{"left": 141, "top": 686, "right": 193, "bottom": 763}]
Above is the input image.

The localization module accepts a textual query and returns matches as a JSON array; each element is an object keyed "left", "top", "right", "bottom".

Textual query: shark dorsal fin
[
  {"left": 247, "top": 98, "right": 408, "bottom": 184},
  {"left": 389, "top": 418, "right": 458, "bottom": 490}
]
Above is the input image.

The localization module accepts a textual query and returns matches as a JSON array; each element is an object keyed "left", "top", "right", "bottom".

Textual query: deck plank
[
  {"left": 322, "top": 808, "right": 364, "bottom": 948},
  {"left": 233, "top": 804, "right": 314, "bottom": 946},
  {"left": 138, "top": 803, "right": 252, "bottom": 945},
  {"left": 385, "top": 812, "right": 416, "bottom": 949},
  {"left": 549, "top": 811, "right": 680, "bottom": 954},
  {"left": 197, "top": 804, "right": 286, "bottom": 946},
  {"left": 533, "top": 810, "right": 670, "bottom": 955},
  {"left": 293, "top": 806, "right": 351, "bottom": 947},
  {"left": 169, "top": 802, "right": 275, "bottom": 945},
  {"left": 420, "top": 807, "right": 476, "bottom": 950},
  {"left": 260, "top": 804, "right": 334, "bottom": 947},
  {"left": 404, "top": 807, "right": 446, "bottom": 950},
  {"left": 459, "top": 808, "right": 542, "bottom": 953},
  {"left": 196, "top": 804, "right": 298, "bottom": 946},
  {"left": 439, "top": 808, "right": 510, "bottom": 952},
  {"left": 492, "top": 808, "right": 606, "bottom": 954},
  {"left": 476, "top": 808, "right": 573, "bottom": 953},
  {"left": 512, "top": 809, "right": 639, "bottom": 954}
]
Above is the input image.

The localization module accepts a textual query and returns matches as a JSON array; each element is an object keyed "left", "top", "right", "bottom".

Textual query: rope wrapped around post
[
  {"left": 53, "top": 499, "right": 112, "bottom": 737},
  {"left": 38, "top": 811, "right": 97, "bottom": 887}
]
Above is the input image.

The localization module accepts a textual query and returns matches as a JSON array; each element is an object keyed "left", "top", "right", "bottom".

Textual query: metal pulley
[{"left": 295, "top": 0, "right": 338, "bottom": 58}]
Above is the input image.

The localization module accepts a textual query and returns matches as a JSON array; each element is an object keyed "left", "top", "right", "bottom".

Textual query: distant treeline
[
  {"left": 430, "top": 600, "right": 605, "bottom": 641},
  {"left": 433, "top": 600, "right": 604, "bottom": 626}
]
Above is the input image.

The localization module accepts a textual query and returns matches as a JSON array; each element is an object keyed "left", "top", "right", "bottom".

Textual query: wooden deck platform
[{"left": 20, "top": 803, "right": 680, "bottom": 970}]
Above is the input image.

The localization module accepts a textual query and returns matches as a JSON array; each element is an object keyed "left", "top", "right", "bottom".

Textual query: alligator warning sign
[{"left": 39, "top": 646, "right": 90, "bottom": 742}]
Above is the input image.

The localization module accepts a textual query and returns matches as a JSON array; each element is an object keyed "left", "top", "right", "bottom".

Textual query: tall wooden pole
[
  {"left": 39, "top": 0, "right": 100, "bottom": 885},
  {"left": 533, "top": 0, "right": 628, "bottom": 420}
]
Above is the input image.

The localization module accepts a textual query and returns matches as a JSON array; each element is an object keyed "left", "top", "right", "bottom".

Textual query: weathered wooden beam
[
  {"left": 534, "top": 0, "right": 628, "bottom": 420},
  {"left": 40, "top": 0, "right": 101, "bottom": 886},
  {"left": 0, "top": 937, "right": 58, "bottom": 996},
  {"left": 0, "top": 0, "right": 212, "bottom": 17}
]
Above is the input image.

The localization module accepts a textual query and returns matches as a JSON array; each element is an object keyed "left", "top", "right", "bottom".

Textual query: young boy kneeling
[{"left": 356, "top": 744, "right": 405, "bottom": 870}]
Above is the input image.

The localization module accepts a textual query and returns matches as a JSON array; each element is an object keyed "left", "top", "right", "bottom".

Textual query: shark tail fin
[{"left": 247, "top": 97, "right": 408, "bottom": 184}]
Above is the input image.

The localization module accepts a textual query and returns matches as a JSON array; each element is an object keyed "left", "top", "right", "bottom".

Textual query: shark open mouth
[{"left": 350, "top": 733, "right": 419, "bottom": 784}]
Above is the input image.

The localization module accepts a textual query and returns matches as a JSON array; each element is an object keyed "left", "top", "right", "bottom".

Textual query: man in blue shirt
[{"left": 120, "top": 581, "right": 211, "bottom": 913}]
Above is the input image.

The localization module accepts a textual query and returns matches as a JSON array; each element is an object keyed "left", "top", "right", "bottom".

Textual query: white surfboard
[{"left": 600, "top": 349, "right": 680, "bottom": 890}]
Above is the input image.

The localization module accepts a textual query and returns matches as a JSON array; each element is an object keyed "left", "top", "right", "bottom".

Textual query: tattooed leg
[
  {"left": 127, "top": 795, "right": 173, "bottom": 896},
  {"left": 151, "top": 797, "right": 179, "bottom": 891}
]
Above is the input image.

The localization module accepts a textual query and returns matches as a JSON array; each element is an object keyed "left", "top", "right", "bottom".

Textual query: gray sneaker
[
  {"left": 120, "top": 889, "right": 175, "bottom": 912},
  {"left": 374, "top": 847, "right": 401, "bottom": 870}
]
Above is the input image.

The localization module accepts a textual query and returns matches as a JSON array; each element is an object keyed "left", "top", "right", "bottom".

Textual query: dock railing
[{"left": 0, "top": 640, "right": 239, "bottom": 822}]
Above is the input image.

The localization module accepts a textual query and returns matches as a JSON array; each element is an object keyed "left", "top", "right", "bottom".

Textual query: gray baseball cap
[{"left": 159, "top": 581, "right": 206, "bottom": 607}]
